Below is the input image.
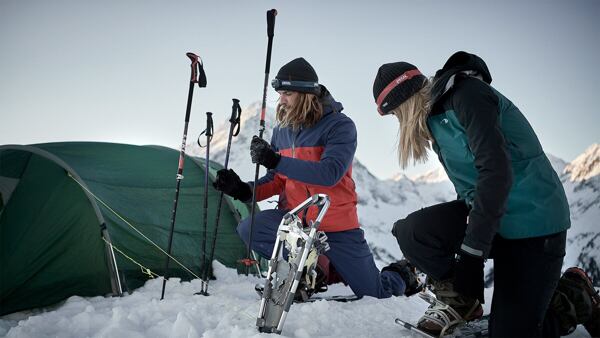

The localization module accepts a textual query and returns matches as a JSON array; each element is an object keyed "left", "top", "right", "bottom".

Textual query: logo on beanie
[{"left": 396, "top": 74, "right": 409, "bottom": 84}]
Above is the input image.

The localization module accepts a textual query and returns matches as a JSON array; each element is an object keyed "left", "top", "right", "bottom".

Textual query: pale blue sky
[{"left": 1, "top": 0, "right": 598, "bottom": 179}]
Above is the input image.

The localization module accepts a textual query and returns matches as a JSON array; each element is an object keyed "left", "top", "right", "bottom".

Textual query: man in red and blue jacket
[{"left": 214, "top": 57, "right": 419, "bottom": 299}]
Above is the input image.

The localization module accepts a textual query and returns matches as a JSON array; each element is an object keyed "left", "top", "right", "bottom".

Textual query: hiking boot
[
  {"left": 382, "top": 259, "right": 423, "bottom": 296},
  {"left": 417, "top": 279, "right": 483, "bottom": 335},
  {"left": 313, "top": 261, "right": 329, "bottom": 293},
  {"left": 293, "top": 264, "right": 330, "bottom": 302},
  {"left": 560, "top": 267, "right": 600, "bottom": 337}
]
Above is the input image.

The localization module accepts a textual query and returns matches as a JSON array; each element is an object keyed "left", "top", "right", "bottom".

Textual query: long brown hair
[
  {"left": 276, "top": 93, "right": 323, "bottom": 130},
  {"left": 392, "top": 80, "right": 433, "bottom": 169}
]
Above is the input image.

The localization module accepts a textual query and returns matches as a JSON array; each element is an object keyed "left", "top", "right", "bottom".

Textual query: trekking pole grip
[
  {"left": 186, "top": 52, "right": 207, "bottom": 88},
  {"left": 267, "top": 9, "right": 277, "bottom": 37},
  {"left": 186, "top": 53, "right": 199, "bottom": 83},
  {"left": 230, "top": 98, "right": 241, "bottom": 121},
  {"left": 230, "top": 98, "right": 242, "bottom": 136},
  {"left": 206, "top": 112, "right": 213, "bottom": 138}
]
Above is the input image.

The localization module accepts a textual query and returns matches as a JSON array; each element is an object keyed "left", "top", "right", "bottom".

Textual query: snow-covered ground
[
  {"left": 0, "top": 263, "right": 429, "bottom": 338},
  {"left": 1, "top": 262, "right": 590, "bottom": 338},
  {"left": 0, "top": 263, "right": 587, "bottom": 338}
]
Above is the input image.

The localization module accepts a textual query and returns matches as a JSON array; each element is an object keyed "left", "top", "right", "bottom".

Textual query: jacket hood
[
  {"left": 431, "top": 51, "right": 493, "bottom": 105},
  {"left": 319, "top": 85, "right": 344, "bottom": 115}
]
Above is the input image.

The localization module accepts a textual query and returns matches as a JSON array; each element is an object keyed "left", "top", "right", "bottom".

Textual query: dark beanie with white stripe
[
  {"left": 372, "top": 62, "right": 427, "bottom": 116},
  {"left": 272, "top": 57, "right": 321, "bottom": 95}
]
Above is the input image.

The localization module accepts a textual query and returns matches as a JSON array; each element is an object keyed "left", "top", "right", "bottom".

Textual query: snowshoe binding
[
  {"left": 395, "top": 283, "right": 486, "bottom": 338},
  {"left": 396, "top": 290, "right": 488, "bottom": 338},
  {"left": 417, "top": 278, "right": 484, "bottom": 336},
  {"left": 416, "top": 290, "right": 483, "bottom": 336}
]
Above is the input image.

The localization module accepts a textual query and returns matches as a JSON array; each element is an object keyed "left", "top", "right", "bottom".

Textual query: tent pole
[{"left": 100, "top": 224, "right": 123, "bottom": 296}]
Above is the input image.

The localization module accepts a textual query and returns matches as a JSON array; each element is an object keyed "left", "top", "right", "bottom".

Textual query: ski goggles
[{"left": 271, "top": 78, "right": 321, "bottom": 95}]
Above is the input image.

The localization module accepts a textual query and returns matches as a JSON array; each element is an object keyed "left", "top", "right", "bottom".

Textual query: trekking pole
[
  {"left": 241, "top": 8, "right": 277, "bottom": 276},
  {"left": 160, "top": 52, "right": 207, "bottom": 300},
  {"left": 200, "top": 99, "right": 242, "bottom": 296},
  {"left": 196, "top": 112, "right": 214, "bottom": 295}
]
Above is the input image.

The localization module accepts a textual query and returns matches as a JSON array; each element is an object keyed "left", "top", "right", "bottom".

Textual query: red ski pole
[{"left": 161, "top": 52, "right": 207, "bottom": 300}]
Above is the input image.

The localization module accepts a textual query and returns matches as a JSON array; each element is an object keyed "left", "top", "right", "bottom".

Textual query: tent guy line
[
  {"left": 68, "top": 172, "right": 204, "bottom": 282},
  {"left": 101, "top": 237, "right": 160, "bottom": 279}
]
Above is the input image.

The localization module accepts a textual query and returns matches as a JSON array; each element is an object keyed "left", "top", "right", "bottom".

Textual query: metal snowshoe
[{"left": 256, "top": 194, "right": 331, "bottom": 334}]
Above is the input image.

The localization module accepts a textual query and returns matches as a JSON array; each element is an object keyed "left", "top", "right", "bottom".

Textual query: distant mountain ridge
[
  {"left": 188, "top": 103, "right": 599, "bottom": 285},
  {"left": 565, "top": 143, "right": 600, "bottom": 181}
]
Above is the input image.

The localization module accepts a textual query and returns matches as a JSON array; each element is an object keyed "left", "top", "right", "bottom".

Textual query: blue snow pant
[
  {"left": 392, "top": 200, "right": 566, "bottom": 338},
  {"left": 237, "top": 209, "right": 406, "bottom": 298}
]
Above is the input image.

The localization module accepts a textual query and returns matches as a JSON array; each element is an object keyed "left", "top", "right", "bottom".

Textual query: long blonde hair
[
  {"left": 276, "top": 93, "right": 323, "bottom": 130},
  {"left": 392, "top": 80, "right": 433, "bottom": 169}
]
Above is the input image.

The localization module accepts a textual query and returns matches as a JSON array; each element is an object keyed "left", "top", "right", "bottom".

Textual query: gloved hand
[
  {"left": 382, "top": 259, "right": 423, "bottom": 297},
  {"left": 212, "top": 169, "right": 252, "bottom": 202},
  {"left": 250, "top": 136, "right": 281, "bottom": 170},
  {"left": 453, "top": 252, "right": 485, "bottom": 303}
]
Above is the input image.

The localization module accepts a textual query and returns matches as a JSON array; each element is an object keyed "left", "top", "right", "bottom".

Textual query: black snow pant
[{"left": 392, "top": 200, "right": 566, "bottom": 338}]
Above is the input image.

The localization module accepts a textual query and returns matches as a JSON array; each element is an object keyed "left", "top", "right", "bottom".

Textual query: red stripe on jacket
[{"left": 256, "top": 146, "right": 359, "bottom": 232}]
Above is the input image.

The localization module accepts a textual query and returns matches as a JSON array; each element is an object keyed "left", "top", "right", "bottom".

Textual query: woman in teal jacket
[{"left": 371, "top": 51, "right": 581, "bottom": 337}]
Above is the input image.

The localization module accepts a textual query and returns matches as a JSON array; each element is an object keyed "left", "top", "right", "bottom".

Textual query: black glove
[
  {"left": 453, "top": 252, "right": 485, "bottom": 303},
  {"left": 212, "top": 169, "right": 252, "bottom": 202},
  {"left": 250, "top": 136, "right": 281, "bottom": 170},
  {"left": 382, "top": 259, "right": 423, "bottom": 297}
]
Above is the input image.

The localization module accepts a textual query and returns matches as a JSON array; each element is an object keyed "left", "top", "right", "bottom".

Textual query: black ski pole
[
  {"left": 200, "top": 99, "right": 242, "bottom": 296},
  {"left": 160, "top": 52, "right": 207, "bottom": 300},
  {"left": 196, "top": 111, "right": 213, "bottom": 296},
  {"left": 242, "top": 9, "right": 277, "bottom": 276}
]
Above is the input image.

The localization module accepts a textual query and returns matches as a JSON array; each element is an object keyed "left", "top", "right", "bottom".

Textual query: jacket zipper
[{"left": 292, "top": 128, "right": 301, "bottom": 158}]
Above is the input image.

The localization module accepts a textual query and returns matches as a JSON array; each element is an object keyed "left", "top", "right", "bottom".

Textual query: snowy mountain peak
[
  {"left": 390, "top": 167, "right": 448, "bottom": 183},
  {"left": 411, "top": 167, "right": 449, "bottom": 183},
  {"left": 390, "top": 172, "right": 409, "bottom": 182},
  {"left": 191, "top": 102, "right": 276, "bottom": 148},
  {"left": 564, "top": 143, "right": 600, "bottom": 181},
  {"left": 237, "top": 101, "right": 262, "bottom": 121},
  {"left": 238, "top": 102, "right": 278, "bottom": 132}
]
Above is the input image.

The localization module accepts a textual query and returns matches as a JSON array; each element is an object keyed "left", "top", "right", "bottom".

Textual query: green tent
[{"left": 0, "top": 142, "right": 253, "bottom": 315}]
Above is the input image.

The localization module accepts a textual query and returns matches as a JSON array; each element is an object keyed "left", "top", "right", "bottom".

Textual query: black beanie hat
[
  {"left": 435, "top": 51, "right": 492, "bottom": 84},
  {"left": 372, "top": 62, "right": 427, "bottom": 116},
  {"left": 272, "top": 57, "right": 321, "bottom": 95}
]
